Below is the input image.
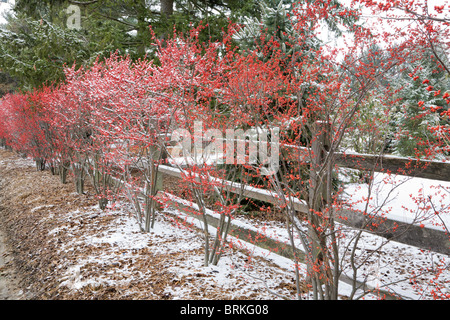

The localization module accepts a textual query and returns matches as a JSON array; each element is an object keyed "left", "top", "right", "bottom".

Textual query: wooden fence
[
  {"left": 156, "top": 162, "right": 450, "bottom": 255},
  {"left": 151, "top": 123, "right": 450, "bottom": 256},
  {"left": 5, "top": 121, "right": 450, "bottom": 298},
  {"left": 149, "top": 145, "right": 450, "bottom": 300}
]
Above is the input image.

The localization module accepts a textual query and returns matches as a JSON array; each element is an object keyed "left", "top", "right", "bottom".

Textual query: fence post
[
  {"left": 144, "top": 144, "right": 163, "bottom": 232},
  {"left": 306, "top": 120, "right": 332, "bottom": 293},
  {"left": 309, "top": 120, "right": 331, "bottom": 210}
]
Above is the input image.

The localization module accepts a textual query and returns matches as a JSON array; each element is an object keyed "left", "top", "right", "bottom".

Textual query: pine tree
[
  {"left": 2, "top": 0, "right": 260, "bottom": 90},
  {"left": 0, "top": 14, "right": 90, "bottom": 90},
  {"left": 390, "top": 50, "right": 449, "bottom": 158}
]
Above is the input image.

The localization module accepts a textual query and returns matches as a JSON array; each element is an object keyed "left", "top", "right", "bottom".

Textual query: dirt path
[
  {"left": 0, "top": 151, "right": 24, "bottom": 300},
  {"left": 0, "top": 148, "right": 103, "bottom": 299},
  {"left": 0, "top": 227, "right": 22, "bottom": 299}
]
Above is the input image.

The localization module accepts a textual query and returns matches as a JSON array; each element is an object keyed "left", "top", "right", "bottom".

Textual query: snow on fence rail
[
  {"left": 126, "top": 121, "right": 450, "bottom": 256},
  {"left": 278, "top": 144, "right": 450, "bottom": 182},
  {"left": 163, "top": 131, "right": 450, "bottom": 181},
  {"left": 154, "top": 163, "right": 450, "bottom": 256},
  {"left": 156, "top": 164, "right": 309, "bottom": 213}
]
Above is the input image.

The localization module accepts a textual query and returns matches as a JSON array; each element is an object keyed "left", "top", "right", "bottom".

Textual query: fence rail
[
  {"left": 155, "top": 162, "right": 450, "bottom": 255},
  {"left": 148, "top": 123, "right": 450, "bottom": 255},
  {"left": 334, "top": 152, "right": 450, "bottom": 181},
  {"left": 166, "top": 132, "right": 450, "bottom": 181},
  {"left": 279, "top": 145, "right": 450, "bottom": 182}
]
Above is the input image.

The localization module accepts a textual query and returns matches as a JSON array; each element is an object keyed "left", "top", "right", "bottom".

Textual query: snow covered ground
[
  {"left": 51, "top": 204, "right": 303, "bottom": 299},
  {"left": 139, "top": 166, "right": 450, "bottom": 299},
  {"left": 2, "top": 153, "right": 449, "bottom": 299},
  {"left": 343, "top": 170, "right": 450, "bottom": 232},
  {"left": 173, "top": 199, "right": 450, "bottom": 300},
  {"left": 50, "top": 193, "right": 449, "bottom": 300}
]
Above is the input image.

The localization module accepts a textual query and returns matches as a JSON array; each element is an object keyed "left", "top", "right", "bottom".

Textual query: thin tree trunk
[
  {"left": 160, "top": 0, "right": 174, "bottom": 16},
  {"left": 60, "top": 160, "right": 70, "bottom": 184}
]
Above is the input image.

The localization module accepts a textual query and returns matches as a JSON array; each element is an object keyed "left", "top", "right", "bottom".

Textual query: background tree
[
  {"left": 1, "top": 0, "right": 261, "bottom": 90},
  {"left": 0, "top": 71, "right": 18, "bottom": 97},
  {"left": 354, "top": 0, "right": 450, "bottom": 157},
  {"left": 389, "top": 50, "right": 449, "bottom": 158},
  {"left": 0, "top": 14, "right": 90, "bottom": 90},
  {"left": 12, "top": 0, "right": 260, "bottom": 57}
]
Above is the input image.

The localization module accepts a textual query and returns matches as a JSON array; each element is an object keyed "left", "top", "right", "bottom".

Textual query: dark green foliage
[
  {"left": 0, "top": 71, "right": 18, "bottom": 97},
  {"left": 0, "top": 15, "right": 90, "bottom": 90},
  {"left": 389, "top": 50, "right": 449, "bottom": 157},
  {"left": 3, "top": 0, "right": 260, "bottom": 90}
]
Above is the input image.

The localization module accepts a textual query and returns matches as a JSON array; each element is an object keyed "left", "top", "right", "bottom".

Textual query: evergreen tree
[
  {"left": 390, "top": 50, "right": 450, "bottom": 158},
  {"left": 1, "top": 0, "right": 260, "bottom": 90},
  {"left": 12, "top": 0, "right": 259, "bottom": 57},
  {"left": 0, "top": 14, "right": 90, "bottom": 90}
]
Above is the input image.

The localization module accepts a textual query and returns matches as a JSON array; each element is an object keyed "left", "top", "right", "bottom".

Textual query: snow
[
  {"left": 0, "top": 157, "right": 35, "bottom": 169},
  {"left": 0, "top": 0, "right": 13, "bottom": 26},
  {"left": 343, "top": 171, "right": 450, "bottom": 232},
  {"left": 31, "top": 204, "right": 55, "bottom": 213},
  {"left": 54, "top": 202, "right": 449, "bottom": 299},
  {"left": 52, "top": 203, "right": 302, "bottom": 299},
  {"left": 160, "top": 191, "right": 450, "bottom": 299},
  {"left": 127, "top": 30, "right": 137, "bottom": 37},
  {"left": 50, "top": 193, "right": 450, "bottom": 299},
  {"left": 5, "top": 153, "right": 450, "bottom": 299}
]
